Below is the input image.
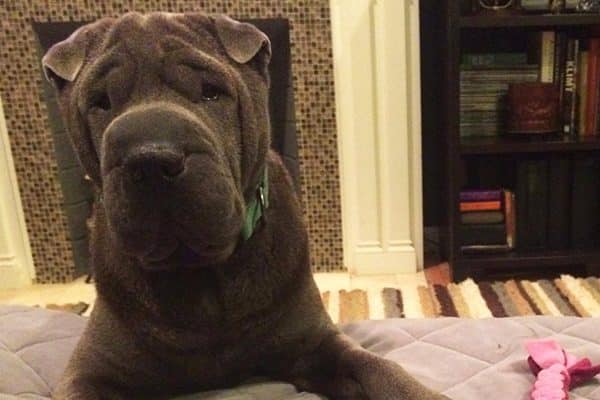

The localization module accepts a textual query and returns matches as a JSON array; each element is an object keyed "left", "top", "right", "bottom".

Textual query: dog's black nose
[
  {"left": 123, "top": 144, "right": 185, "bottom": 182},
  {"left": 102, "top": 105, "right": 196, "bottom": 183}
]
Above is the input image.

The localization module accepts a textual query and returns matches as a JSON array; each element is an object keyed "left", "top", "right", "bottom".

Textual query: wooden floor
[{"left": 424, "top": 262, "right": 452, "bottom": 286}]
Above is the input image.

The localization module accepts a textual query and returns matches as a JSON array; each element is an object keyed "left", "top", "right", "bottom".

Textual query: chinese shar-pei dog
[{"left": 42, "top": 11, "right": 449, "bottom": 400}]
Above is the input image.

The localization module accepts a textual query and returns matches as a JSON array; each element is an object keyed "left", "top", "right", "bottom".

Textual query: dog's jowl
[{"left": 43, "top": 12, "right": 449, "bottom": 400}]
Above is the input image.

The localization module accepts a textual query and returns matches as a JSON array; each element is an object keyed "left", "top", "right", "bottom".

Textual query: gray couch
[{"left": 1, "top": 305, "right": 599, "bottom": 399}]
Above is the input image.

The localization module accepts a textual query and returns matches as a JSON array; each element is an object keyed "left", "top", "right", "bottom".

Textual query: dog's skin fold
[{"left": 43, "top": 11, "right": 450, "bottom": 400}]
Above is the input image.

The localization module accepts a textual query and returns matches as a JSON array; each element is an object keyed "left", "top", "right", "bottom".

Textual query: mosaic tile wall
[{"left": 0, "top": 0, "right": 343, "bottom": 283}]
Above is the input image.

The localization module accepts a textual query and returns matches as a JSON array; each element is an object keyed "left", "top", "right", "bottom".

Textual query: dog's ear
[
  {"left": 214, "top": 15, "right": 271, "bottom": 80},
  {"left": 42, "top": 26, "right": 87, "bottom": 90}
]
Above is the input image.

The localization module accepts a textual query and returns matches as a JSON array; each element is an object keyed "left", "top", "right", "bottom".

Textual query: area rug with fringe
[{"left": 321, "top": 275, "right": 600, "bottom": 324}]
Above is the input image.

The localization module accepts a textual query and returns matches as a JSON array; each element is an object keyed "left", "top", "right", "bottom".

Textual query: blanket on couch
[{"left": 1, "top": 305, "right": 599, "bottom": 399}]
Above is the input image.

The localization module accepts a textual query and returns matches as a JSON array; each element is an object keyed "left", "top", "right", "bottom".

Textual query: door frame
[{"left": 330, "top": 0, "right": 424, "bottom": 274}]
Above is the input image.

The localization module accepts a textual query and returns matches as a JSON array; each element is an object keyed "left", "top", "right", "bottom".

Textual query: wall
[{"left": 0, "top": 0, "right": 343, "bottom": 283}]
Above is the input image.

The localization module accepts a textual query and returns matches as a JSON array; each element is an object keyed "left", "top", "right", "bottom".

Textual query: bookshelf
[
  {"left": 460, "top": 135, "right": 600, "bottom": 154},
  {"left": 438, "top": 2, "right": 600, "bottom": 281},
  {"left": 460, "top": 14, "right": 600, "bottom": 28}
]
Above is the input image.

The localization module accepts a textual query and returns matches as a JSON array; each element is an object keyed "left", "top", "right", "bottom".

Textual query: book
[
  {"left": 461, "top": 53, "right": 528, "bottom": 67},
  {"left": 555, "top": 32, "right": 568, "bottom": 113},
  {"left": 596, "top": 68, "right": 600, "bottom": 135},
  {"left": 461, "top": 211, "right": 505, "bottom": 225},
  {"left": 530, "top": 160, "right": 549, "bottom": 249},
  {"left": 461, "top": 244, "right": 512, "bottom": 254},
  {"left": 521, "top": 0, "right": 549, "bottom": 11},
  {"left": 516, "top": 161, "right": 529, "bottom": 251},
  {"left": 516, "top": 160, "right": 549, "bottom": 250},
  {"left": 460, "top": 190, "right": 503, "bottom": 202},
  {"left": 547, "top": 158, "right": 571, "bottom": 249},
  {"left": 460, "top": 201, "right": 502, "bottom": 212},
  {"left": 554, "top": 32, "right": 568, "bottom": 87},
  {"left": 578, "top": 51, "right": 589, "bottom": 135},
  {"left": 562, "top": 39, "right": 579, "bottom": 136},
  {"left": 504, "top": 190, "right": 516, "bottom": 249},
  {"left": 459, "top": 224, "right": 507, "bottom": 246},
  {"left": 565, "top": 0, "right": 579, "bottom": 9},
  {"left": 541, "top": 31, "right": 556, "bottom": 83},
  {"left": 571, "top": 157, "right": 600, "bottom": 249},
  {"left": 585, "top": 38, "right": 600, "bottom": 136}
]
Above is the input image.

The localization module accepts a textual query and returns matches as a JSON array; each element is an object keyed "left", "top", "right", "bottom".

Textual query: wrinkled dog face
[{"left": 43, "top": 13, "right": 271, "bottom": 269}]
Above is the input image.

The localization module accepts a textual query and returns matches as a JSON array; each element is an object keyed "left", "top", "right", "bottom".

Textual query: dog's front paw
[{"left": 287, "top": 333, "right": 451, "bottom": 400}]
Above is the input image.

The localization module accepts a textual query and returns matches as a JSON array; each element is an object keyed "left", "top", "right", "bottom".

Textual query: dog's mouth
[{"left": 140, "top": 240, "right": 236, "bottom": 271}]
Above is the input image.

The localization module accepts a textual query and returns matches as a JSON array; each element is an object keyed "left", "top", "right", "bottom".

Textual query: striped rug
[{"left": 321, "top": 275, "right": 600, "bottom": 324}]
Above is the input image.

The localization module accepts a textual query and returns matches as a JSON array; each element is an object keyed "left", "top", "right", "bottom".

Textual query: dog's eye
[
  {"left": 91, "top": 92, "right": 111, "bottom": 111},
  {"left": 201, "top": 83, "right": 221, "bottom": 101}
]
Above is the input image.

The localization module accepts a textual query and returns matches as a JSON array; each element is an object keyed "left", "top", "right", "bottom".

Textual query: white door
[
  {"left": 331, "top": 0, "right": 423, "bottom": 274},
  {"left": 0, "top": 96, "right": 35, "bottom": 289}
]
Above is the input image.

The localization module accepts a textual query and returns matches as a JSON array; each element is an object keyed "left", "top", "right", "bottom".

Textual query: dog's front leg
[
  {"left": 52, "top": 375, "right": 129, "bottom": 400},
  {"left": 285, "top": 333, "right": 451, "bottom": 400}
]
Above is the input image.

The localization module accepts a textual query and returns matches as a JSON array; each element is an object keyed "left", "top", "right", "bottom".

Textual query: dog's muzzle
[
  {"left": 99, "top": 103, "right": 243, "bottom": 268},
  {"left": 101, "top": 104, "right": 211, "bottom": 184}
]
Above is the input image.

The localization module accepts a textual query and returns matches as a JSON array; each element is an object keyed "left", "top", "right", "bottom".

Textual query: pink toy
[{"left": 526, "top": 339, "right": 600, "bottom": 400}]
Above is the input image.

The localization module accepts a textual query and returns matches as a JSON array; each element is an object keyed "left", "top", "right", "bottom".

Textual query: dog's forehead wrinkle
[{"left": 105, "top": 101, "right": 207, "bottom": 135}]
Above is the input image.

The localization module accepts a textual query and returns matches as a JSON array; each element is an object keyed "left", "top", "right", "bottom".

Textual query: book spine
[
  {"left": 504, "top": 190, "right": 516, "bottom": 249},
  {"left": 516, "top": 160, "right": 529, "bottom": 250},
  {"left": 565, "top": 0, "right": 578, "bottom": 9},
  {"left": 541, "top": 31, "right": 556, "bottom": 83},
  {"left": 517, "top": 160, "right": 548, "bottom": 250},
  {"left": 555, "top": 32, "right": 568, "bottom": 112},
  {"left": 521, "top": 0, "right": 550, "bottom": 10},
  {"left": 460, "top": 201, "right": 502, "bottom": 212},
  {"left": 547, "top": 158, "right": 571, "bottom": 249},
  {"left": 571, "top": 157, "right": 600, "bottom": 248},
  {"left": 578, "top": 51, "right": 589, "bottom": 136},
  {"left": 461, "top": 244, "right": 512, "bottom": 254},
  {"left": 594, "top": 80, "right": 600, "bottom": 135},
  {"left": 562, "top": 39, "right": 579, "bottom": 135},
  {"left": 596, "top": 69, "right": 600, "bottom": 135},
  {"left": 570, "top": 39, "right": 580, "bottom": 136},
  {"left": 585, "top": 39, "right": 600, "bottom": 136},
  {"left": 461, "top": 53, "right": 528, "bottom": 66},
  {"left": 459, "top": 224, "right": 507, "bottom": 246},
  {"left": 529, "top": 160, "right": 549, "bottom": 249},
  {"left": 461, "top": 211, "right": 505, "bottom": 225},
  {"left": 552, "top": 32, "right": 566, "bottom": 84},
  {"left": 460, "top": 190, "right": 503, "bottom": 202}
]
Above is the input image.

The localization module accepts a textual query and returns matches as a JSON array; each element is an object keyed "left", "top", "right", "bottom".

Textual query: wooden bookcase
[{"left": 438, "top": 2, "right": 600, "bottom": 281}]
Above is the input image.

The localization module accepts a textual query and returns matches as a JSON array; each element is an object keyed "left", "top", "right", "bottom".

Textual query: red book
[
  {"left": 585, "top": 38, "right": 600, "bottom": 136},
  {"left": 460, "top": 201, "right": 502, "bottom": 212}
]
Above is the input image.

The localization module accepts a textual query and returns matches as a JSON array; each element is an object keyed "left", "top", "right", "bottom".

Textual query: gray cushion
[{"left": 1, "top": 305, "right": 599, "bottom": 399}]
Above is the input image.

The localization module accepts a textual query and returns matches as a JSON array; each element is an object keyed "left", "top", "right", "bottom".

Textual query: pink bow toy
[{"left": 526, "top": 339, "right": 600, "bottom": 400}]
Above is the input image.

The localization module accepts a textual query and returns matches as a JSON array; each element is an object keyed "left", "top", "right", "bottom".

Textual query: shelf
[
  {"left": 460, "top": 135, "right": 600, "bottom": 155},
  {"left": 460, "top": 14, "right": 600, "bottom": 29},
  {"left": 458, "top": 248, "right": 600, "bottom": 270}
]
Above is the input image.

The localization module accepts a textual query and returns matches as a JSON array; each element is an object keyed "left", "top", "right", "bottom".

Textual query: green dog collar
[{"left": 241, "top": 165, "right": 269, "bottom": 241}]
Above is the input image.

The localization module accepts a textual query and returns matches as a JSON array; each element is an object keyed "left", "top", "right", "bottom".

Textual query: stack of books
[
  {"left": 460, "top": 57, "right": 539, "bottom": 138},
  {"left": 459, "top": 189, "right": 516, "bottom": 254},
  {"left": 538, "top": 30, "right": 600, "bottom": 136}
]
